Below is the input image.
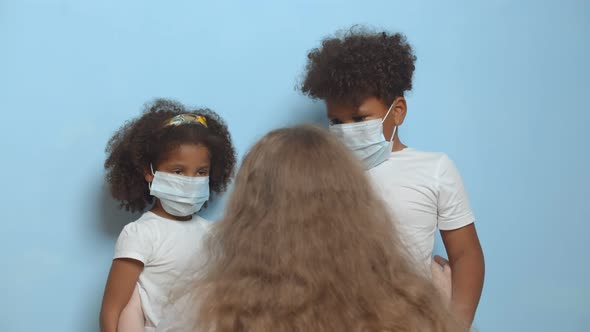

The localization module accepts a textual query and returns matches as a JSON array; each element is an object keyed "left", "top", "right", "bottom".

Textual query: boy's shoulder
[
  {"left": 370, "top": 148, "right": 461, "bottom": 186},
  {"left": 395, "top": 147, "right": 446, "bottom": 158},
  {"left": 390, "top": 148, "right": 450, "bottom": 168}
]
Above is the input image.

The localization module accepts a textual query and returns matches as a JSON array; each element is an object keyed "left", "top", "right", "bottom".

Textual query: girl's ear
[{"left": 144, "top": 165, "right": 154, "bottom": 184}]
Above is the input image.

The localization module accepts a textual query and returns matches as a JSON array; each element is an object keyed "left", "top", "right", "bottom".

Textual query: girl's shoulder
[
  {"left": 123, "top": 212, "right": 213, "bottom": 236},
  {"left": 118, "top": 212, "right": 161, "bottom": 237}
]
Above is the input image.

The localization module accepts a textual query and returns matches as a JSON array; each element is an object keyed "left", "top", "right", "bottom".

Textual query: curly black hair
[
  {"left": 105, "top": 98, "right": 236, "bottom": 213},
  {"left": 301, "top": 26, "right": 417, "bottom": 106}
]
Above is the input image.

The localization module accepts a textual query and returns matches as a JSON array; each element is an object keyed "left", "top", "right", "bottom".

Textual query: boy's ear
[{"left": 392, "top": 97, "right": 408, "bottom": 126}]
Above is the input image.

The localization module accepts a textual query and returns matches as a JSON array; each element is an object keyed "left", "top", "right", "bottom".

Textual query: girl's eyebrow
[
  {"left": 167, "top": 163, "right": 186, "bottom": 168},
  {"left": 166, "top": 162, "right": 210, "bottom": 168}
]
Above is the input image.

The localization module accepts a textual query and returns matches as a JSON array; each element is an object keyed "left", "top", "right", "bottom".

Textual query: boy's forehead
[
  {"left": 326, "top": 101, "right": 376, "bottom": 118},
  {"left": 326, "top": 101, "right": 360, "bottom": 117}
]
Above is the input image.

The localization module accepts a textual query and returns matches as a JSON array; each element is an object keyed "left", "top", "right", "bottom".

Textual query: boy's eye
[
  {"left": 352, "top": 116, "right": 367, "bottom": 122},
  {"left": 330, "top": 119, "right": 342, "bottom": 125},
  {"left": 173, "top": 170, "right": 182, "bottom": 175},
  {"left": 198, "top": 170, "right": 209, "bottom": 176}
]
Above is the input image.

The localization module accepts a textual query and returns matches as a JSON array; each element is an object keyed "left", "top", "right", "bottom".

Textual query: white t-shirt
[
  {"left": 114, "top": 211, "right": 210, "bottom": 329},
  {"left": 367, "top": 148, "right": 475, "bottom": 268}
]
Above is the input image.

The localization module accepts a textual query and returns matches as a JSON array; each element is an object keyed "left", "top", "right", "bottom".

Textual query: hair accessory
[{"left": 164, "top": 114, "right": 208, "bottom": 128}]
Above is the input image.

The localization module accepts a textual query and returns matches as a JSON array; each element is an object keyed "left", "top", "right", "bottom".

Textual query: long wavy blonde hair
[{"left": 188, "top": 125, "right": 462, "bottom": 331}]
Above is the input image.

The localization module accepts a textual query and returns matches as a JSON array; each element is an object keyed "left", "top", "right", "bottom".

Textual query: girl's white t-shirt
[
  {"left": 367, "top": 148, "right": 475, "bottom": 268},
  {"left": 114, "top": 211, "right": 210, "bottom": 330}
]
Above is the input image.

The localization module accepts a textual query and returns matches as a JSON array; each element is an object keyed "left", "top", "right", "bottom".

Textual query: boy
[{"left": 300, "top": 27, "right": 484, "bottom": 326}]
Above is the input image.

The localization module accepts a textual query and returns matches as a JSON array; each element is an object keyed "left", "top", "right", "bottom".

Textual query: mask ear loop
[
  {"left": 390, "top": 125, "right": 397, "bottom": 143},
  {"left": 148, "top": 164, "right": 155, "bottom": 190},
  {"left": 381, "top": 102, "right": 397, "bottom": 143}
]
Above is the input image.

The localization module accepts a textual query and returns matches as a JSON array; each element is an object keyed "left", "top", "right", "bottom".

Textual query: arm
[
  {"left": 100, "top": 258, "right": 144, "bottom": 332},
  {"left": 440, "top": 223, "right": 484, "bottom": 326}
]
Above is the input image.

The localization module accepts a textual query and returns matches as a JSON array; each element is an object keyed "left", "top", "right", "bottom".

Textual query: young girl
[
  {"left": 160, "top": 125, "right": 463, "bottom": 331},
  {"left": 99, "top": 99, "right": 236, "bottom": 332}
]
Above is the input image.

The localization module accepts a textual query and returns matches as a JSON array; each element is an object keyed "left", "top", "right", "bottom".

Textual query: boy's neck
[{"left": 392, "top": 137, "right": 407, "bottom": 152}]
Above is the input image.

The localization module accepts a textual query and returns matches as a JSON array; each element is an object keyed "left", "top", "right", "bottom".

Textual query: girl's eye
[
  {"left": 198, "top": 170, "right": 209, "bottom": 176},
  {"left": 352, "top": 116, "right": 367, "bottom": 122},
  {"left": 330, "top": 119, "right": 342, "bottom": 125},
  {"left": 173, "top": 170, "right": 182, "bottom": 175}
]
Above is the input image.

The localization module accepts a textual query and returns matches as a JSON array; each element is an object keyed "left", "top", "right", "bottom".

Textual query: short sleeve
[
  {"left": 114, "top": 221, "right": 156, "bottom": 264},
  {"left": 436, "top": 154, "right": 475, "bottom": 230}
]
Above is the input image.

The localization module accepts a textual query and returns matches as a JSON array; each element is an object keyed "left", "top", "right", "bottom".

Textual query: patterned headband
[{"left": 164, "top": 114, "right": 208, "bottom": 128}]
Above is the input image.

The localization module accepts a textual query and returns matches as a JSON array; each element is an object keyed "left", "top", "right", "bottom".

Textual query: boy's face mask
[
  {"left": 149, "top": 165, "right": 210, "bottom": 217},
  {"left": 329, "top": 103, "right": 396, "bottom": 170}
]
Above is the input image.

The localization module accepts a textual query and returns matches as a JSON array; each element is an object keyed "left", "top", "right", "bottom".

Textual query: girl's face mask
[{"left": 149, "top": 165, "right": 210, "bottom": 217}]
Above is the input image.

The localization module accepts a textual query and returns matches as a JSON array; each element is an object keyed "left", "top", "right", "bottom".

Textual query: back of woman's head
[{"left": 193, "top": 125, "right": 461, "bottom": 332}]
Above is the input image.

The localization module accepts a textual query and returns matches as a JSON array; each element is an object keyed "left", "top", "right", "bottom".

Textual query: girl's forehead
[{"left": 160, "top": 144, "right": 210, "bottom": 163}]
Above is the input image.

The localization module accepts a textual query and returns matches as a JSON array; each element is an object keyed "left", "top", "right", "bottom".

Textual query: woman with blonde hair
[{"left": 163, "top": 125, "right": 462, "bottom": 331}]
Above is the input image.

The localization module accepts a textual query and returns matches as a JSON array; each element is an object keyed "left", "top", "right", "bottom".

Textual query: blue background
[{"left": 1, "top": 1, "right": 588, "bottom": 331}]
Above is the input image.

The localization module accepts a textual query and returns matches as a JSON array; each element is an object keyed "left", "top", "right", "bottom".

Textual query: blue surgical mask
[
  {"left": 329, "top": 104, "right": 397, "bottom": 170},
  {"left": 149, "top": 165, "right": 210, "bottom": 217}
]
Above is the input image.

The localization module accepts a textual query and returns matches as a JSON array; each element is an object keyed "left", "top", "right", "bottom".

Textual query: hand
[{"left": 431, "top": 255, "right": 452, "bottom": 306}]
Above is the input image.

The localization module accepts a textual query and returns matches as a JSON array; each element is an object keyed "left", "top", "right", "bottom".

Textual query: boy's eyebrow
[{"left": 356, "top": 107, "right": 372, "bottom": 115}]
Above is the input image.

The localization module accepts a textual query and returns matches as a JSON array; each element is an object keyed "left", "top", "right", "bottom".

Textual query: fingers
[
  {"left": 433, "top": 254, "right": 449, "bottom": 267},
  {"left": 431, "top": 255, "right": 453, "bottom": 307}
]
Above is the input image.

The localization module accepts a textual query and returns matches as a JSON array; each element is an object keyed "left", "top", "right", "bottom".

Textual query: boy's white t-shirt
[
  {"left": 114, "top": 211, "right": 210, "bottom": 329},
  {"left": 367, "top": 148, "right": 475, "bottom": 268}
]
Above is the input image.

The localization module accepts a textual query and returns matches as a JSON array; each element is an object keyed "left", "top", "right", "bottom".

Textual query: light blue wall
[{"left": 1, "top": 1, "right": 588, "bottom": 331}]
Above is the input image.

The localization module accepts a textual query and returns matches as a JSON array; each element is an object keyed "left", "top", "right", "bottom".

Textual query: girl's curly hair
[{"left": 105, "top": 98, "right": 236, "bottom": 212}]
